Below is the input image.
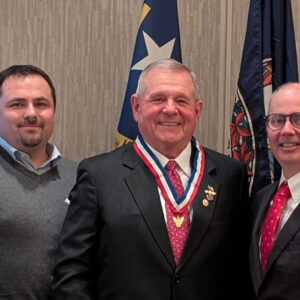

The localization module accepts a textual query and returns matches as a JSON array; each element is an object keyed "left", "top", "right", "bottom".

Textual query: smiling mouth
[
  {"left": 159, "top": 122, "right": 180, "bottom": 126},
  {"left": 19, "top": 125, "right": 42, "bottom": 131},
  {"left": 280, "top": 143, "right": 299, "bottom": 147}
]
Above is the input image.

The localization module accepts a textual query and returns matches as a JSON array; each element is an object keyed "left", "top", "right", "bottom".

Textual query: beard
[
  {"left": 18, "top": 119, "right": 44, "bottom": 147},
  {"left": 20, "top": 132, "right": 43, "bottom": 147}
]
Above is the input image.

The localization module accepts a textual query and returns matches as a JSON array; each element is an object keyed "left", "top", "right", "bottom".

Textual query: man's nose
[
  {"left": 281, "top": 117, "right": 296, "bottom": 134},
  {"left": 24, "top": 104, "right": 37, "bottom": 119},
  {"left": 163, "top": 99, "right": 178, "bottom": 113}
]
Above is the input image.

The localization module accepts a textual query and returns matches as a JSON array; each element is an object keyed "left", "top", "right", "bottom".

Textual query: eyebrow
[
  {"left": 8, "top": 96, "right": 50, "bottom": 102},
  {"left": 148, "top": 92, "right": 190, "bottom": 99}
]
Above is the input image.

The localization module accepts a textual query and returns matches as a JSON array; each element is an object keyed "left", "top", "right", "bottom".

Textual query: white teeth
[
  {"left": 160, "top": 122, "right": 178, "bottom": 126},
  {"left": 281, "top": 143, "right": 296, "bottom": 147}
]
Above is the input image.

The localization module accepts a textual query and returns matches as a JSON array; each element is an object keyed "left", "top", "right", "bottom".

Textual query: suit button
[{"left": 175, "top": 275, "right": 181, "bottom": 284}]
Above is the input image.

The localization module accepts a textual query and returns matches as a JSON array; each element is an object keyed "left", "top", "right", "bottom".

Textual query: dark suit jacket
[
  {"left": 249, "top": 181, "right": 300, "bottom": 300},
  {"left": 53, "top": 142, "right": 251, "bottom": 300}
]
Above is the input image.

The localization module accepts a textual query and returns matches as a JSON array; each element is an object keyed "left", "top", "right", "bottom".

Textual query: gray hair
[{"left": 136, "top": 58, "right": 200, "bottom": 100}]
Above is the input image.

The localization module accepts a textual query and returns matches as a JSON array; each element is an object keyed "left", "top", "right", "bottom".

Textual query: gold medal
[{"left": 173, "top": 215, "right": 184, "bottom": 228}]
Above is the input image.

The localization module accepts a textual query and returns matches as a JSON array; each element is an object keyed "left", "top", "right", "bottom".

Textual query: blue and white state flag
[{"left": 114, "top": 0, "right": 182, "bottom": 148}]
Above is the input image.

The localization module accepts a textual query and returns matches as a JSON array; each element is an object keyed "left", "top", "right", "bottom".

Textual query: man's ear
[
  {"left": 195, "top": 100, "right": 203, "bottom": 120},
  {"left": 131, "top": 94, "right": 139, "bottom": 122}
]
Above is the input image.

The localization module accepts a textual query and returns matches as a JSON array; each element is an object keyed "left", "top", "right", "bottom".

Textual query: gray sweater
[{"left": 0, "top": 146, "right": 78, "bottom": 299}]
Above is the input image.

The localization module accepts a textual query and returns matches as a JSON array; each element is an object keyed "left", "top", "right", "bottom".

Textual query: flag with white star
[
  {"left": 230, "top": 0, "right": 298, "bottom": 198},
  {"left": 114, "top": 0, "right": 182, "bottom": 149}
]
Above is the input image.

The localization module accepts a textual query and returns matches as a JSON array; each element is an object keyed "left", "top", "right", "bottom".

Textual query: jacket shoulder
[
  {"left": 78, "top": 143, "right": 136, "bottom": 171},
  {"left": 254, "top": 181, "right": 278, "bottom": 201},
  {"left": 203, "top": 147, "right": 246, "bottom": 169}
]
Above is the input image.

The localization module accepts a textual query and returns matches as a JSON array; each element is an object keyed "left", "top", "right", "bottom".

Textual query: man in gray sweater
[{"left": 0, "top": 65, "right": 77, "bottom": 299}]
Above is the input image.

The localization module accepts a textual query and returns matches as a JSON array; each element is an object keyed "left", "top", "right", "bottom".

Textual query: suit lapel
[
  {"left": 124, "top": 149, "right": 175, "bottom": 268},
  {"left": 177, "top": 152, "right": 218, "bottom": 270},
  {"left": 252, "top": 182, "right": 300, "bottom": 290},
  {"left": 250, "top": 183, "right": 277, "bottom": 291},
  {"left": 265, "top": 197, "right": 300, "bottom": 274}
]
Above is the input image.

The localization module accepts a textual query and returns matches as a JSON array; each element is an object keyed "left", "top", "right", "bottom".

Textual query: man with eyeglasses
[{"left": 249, "top": 82, "right": 300, "bottom": 300}]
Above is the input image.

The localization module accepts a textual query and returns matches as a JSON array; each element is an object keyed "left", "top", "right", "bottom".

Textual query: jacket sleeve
[
  {"left": 238, "top": 162, "right": 254, "bottom": 300},
  {"left": 52, "top": 159, "right": 99, "bottom": 300}
]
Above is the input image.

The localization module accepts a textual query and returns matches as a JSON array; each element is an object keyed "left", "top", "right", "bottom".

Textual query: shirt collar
[
  {"left": 0, "top": 136, "right": 18, "bottom": 158},
  {"left": 0, "top": 136, "right": 61, "bottom": 172},
  {"left": 145, "top": 141, "right": 192, "bottom": 176},
  {"left": 280, "top": 171, "right": 300, "bottom": 203}
]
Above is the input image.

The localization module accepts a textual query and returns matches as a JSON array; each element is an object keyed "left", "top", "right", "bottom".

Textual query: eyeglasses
[{"left": 265, "top": 113, "right": 300, "bottom": 130}]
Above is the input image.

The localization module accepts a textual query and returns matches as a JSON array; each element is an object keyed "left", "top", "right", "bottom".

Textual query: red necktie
[
  {"left": 260, "top": 181, "right": 291, "bottom": 273},
  {"left": 165, "top": 160, "right": 190, "bottom": 264}
]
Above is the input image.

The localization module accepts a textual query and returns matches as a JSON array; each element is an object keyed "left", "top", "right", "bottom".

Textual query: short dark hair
[{"left": 0, "top": 64, "right": 56, "bottom": 107}]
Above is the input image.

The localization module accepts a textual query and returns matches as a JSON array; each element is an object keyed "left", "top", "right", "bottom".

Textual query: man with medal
[{"left": 53, "top": 59, "right": 251, "bottom": 300}]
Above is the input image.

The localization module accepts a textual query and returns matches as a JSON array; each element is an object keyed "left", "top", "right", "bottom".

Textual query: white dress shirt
[
  {"left": 146, "top": 142, "right": 202, "bottom": 222},
  {"left": 276, "top": 172, "right": 300, "bottom": 235}
]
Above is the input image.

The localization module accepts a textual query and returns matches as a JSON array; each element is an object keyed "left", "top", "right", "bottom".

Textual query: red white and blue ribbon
[{"left": 133, "top": 135, "right": 205, "bottom": 214}]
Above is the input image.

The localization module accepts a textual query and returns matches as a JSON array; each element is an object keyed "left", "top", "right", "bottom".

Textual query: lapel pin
[
  {"left": 203, "top": 185, "right": 217, "bottom": 206},
  {"left": 202, "top": 199, "right": 209, "bottom": 207}
]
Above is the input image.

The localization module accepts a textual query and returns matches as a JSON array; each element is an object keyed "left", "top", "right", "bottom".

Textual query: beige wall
[{"left": 0, "top": 0, "right": 299, "bottom": 162}]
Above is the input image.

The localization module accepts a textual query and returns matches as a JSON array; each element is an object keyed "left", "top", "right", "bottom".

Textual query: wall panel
[{"left": 0, "top": 0, "right": 299, "bottom": 162}]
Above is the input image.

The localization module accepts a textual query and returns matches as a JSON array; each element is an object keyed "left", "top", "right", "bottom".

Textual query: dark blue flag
[
  {"left": 230, "top": 0, "right": 298, "bottom": 198},
  {"left": 114, "top": 0, "right": 182, "bottom": 149}
]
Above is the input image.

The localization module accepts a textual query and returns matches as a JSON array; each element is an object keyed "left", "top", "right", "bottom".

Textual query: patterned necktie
[
  {"left": 165, "top": 160, "right": 190, "bottom": 264},
  {"left": 260, "top": 181, "right": 291, "bottom": 273}
]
